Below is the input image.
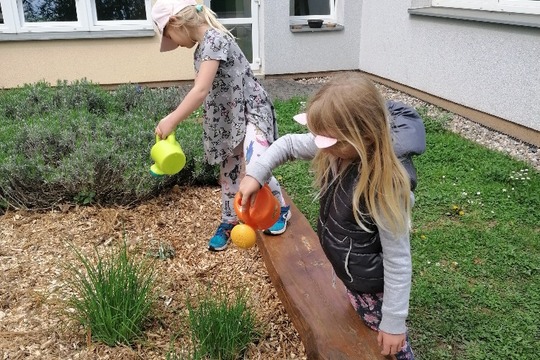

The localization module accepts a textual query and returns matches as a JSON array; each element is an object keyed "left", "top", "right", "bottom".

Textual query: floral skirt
[{"left": 347, "top": 290, "right": 415, "bottom": 360}]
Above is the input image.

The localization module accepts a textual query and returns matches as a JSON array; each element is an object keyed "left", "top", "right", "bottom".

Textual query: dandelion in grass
[{"left": 448, "top": 204, "right": 465, "bottom": 217}]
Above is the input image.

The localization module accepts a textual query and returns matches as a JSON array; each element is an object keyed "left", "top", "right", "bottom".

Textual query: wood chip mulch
[{"left": 0, "top": 185, "right": 306, "bottom": 359}]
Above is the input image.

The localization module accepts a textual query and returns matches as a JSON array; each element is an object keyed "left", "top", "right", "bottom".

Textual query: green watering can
[{"left": 150, "top": 132, "right": 186, "bottom": 177}]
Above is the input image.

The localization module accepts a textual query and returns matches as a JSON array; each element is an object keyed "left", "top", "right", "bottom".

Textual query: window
[
  {"left": 204, "top": 0, "right": 260, "bottom": 70},
  {"left": 210, "top": 0, "right": 251, "bottom": 19},
  {"left": 290, "top": 0, "right": 335, "bottom": 19},
  {"left": 0, "top": 0, "right": 153, "bottom": 34},
  {"left": 432, "top": 0, "right": 540, "bottom": 15}
]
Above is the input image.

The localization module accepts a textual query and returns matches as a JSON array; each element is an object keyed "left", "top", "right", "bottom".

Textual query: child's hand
[
  {"left": 155, "top": 114, "right": 176, "bottom": 139},
  {"left": 237, "top": 176, "right": 262, "bottom": 211},
  {"left": 377, "top": 330, "right": 406, "bottom": 356}
]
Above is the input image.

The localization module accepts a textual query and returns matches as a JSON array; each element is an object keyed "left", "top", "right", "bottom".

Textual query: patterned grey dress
[{"left": 194, "top": 28, "right": 278, "bottom": 165}]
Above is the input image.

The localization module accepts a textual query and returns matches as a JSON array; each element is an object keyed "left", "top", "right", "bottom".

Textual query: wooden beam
[{"left": 257, "top": 191, "right": 395, "bottom": 360}]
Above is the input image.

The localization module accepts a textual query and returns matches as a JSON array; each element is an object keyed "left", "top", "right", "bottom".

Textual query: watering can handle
[{"left": 155, "top": 132, "right": 176, "bottom": 144}]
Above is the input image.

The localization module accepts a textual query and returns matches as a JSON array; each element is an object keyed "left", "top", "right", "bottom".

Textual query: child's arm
[
  {"left": 376, "top": 194, "right": 414, "bottom": 354},
  {"left": 378, "top": 225, "right": 412, "bottom": 333},
  {"left": 155, "top": 60, "right": 220, "bottom": 139},
  {"left": 239, "top": 133, "right": 317, "bottom": 207}
]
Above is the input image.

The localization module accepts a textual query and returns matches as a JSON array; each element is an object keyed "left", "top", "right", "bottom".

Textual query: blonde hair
[
  {"left": 167, "top": 4, "right": 233, "bottom": 38},
  {"left": 308, "top": 73, "right": 411, "bottom": 235}
]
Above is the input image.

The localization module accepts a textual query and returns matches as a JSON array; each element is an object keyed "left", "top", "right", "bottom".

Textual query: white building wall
[
  {"left": 358, "top": 0, "right": 540, "bottom": 132},
  {"left": 261, "top": 1, "right": 362, "bottom": 75}
]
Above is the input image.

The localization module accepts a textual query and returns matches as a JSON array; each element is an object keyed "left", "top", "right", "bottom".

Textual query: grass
[
  {"left": 408, "top": 111, "right": 539, "bottom": 359},
  {"left": 65, "top": 241, "right": 156, "bottom": 347},
  {"left": 272, "top": 100, "right": 540, "bottom": 359},
  {"left": 167, "top": 287, "right": 259, "bottom": 360}
]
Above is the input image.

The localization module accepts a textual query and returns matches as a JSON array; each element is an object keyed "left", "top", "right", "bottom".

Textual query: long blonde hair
[
  {"left": 308, "top": 73, "right": 411, "bottom": 235},
  {"left": 168, "top": 4, "right": 233, "bottom": 38}
]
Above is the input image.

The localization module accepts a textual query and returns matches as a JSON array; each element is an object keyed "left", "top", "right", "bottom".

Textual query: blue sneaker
[
  {"left": 208, "top": 222, "right": 235, "bottom": 252},
  {"left": 263, "top": 206, "right": 291, "bottom": 235}
]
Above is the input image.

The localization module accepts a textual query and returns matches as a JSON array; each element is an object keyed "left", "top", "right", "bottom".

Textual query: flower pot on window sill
[{"left": 307, "top": 19, "right": 324, "bottom": 28}]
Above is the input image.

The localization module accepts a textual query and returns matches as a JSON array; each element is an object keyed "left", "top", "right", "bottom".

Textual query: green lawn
[{"left": 272, "top": 98, "right": 540, "bottom": 360}]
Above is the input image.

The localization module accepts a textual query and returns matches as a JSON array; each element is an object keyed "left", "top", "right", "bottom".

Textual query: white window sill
[
  {"left": 408, "top": 6, "right": 540, "bottom": 29},
  {"left": 289, "top": 23, "right": 344, "bottom": 33},
  {"left": 0, "top": 29, "right": 155, "bottom": 42}
]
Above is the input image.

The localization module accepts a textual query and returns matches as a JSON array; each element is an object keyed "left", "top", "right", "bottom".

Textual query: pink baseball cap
[
  {"left": 293, "top": 113, "right": 338, "bottom": 148},
  {"left": 152, "top": 0, "right": 197, "bottom": 52}
]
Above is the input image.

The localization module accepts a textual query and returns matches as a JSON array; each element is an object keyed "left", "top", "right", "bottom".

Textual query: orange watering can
[
  {"left": 233, "top": 184, "right": 280, "bottom": 230},
  {"left": 150, "top": 132, "right": 186, "bottom": 177}
]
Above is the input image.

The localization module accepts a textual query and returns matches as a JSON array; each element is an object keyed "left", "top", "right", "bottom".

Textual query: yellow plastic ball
[{"left": 230, "top": 224, "right": 257, "bottom": 249}]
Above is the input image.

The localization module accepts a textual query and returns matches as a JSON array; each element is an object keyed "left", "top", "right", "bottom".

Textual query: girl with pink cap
[{"left": 151, "top": 0, "right": 290, "bottom": 251}]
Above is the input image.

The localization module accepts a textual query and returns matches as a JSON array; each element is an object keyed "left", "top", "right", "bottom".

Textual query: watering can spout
[{"left": 150, "top": 132, "right": 186, "bottom": 176}]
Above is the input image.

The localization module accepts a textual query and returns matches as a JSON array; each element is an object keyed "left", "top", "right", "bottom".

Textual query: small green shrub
[
  {"left": 0, "top": 80, "right": 218, "bottom": 211},
  {"left": 66, "top": 242, "right": 156, "bottom": 347},
  {"left": 185, "top": 287, "right": 259, "bottom": 360}
]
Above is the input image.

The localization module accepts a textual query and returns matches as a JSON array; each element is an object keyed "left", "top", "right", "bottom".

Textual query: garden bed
[{"left": 0, "top": 185, "right": 306, "bottom": 359}]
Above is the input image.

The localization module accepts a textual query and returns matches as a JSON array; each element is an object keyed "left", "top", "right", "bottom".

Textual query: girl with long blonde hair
[
  {"left": 238, "top": 73, "right": 426, "bottom": 359},
  {"left": 308, "top": 75, "right": 412, "bottom": 235}
]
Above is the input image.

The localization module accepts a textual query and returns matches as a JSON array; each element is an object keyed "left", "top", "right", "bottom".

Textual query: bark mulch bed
[{"left": 0, "top": 185, "right": 306, "bottom": 359}]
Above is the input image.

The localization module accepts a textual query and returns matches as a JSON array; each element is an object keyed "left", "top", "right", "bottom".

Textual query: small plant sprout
[
  {"left": 74, "top": 190, "right": 96, "bottom": 205},
  {"left": 148, "top": 241, "right": 176, "bottom": 260}
]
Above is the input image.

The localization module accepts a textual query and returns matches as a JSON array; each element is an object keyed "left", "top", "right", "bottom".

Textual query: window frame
[
  {"left": 0, "top": 0, "right": 153, "bottom": 35},
  {"left": 432, "top": 0, "right": 540, "bottom": 15}
]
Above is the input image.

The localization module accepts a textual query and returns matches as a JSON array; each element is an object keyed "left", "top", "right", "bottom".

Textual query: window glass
[
  {"left": 212, "top": 0, "right": 251, "bottom": 19},
  {"left": 291, "top": 0, "right": 331, "bottom": 16},
  {"left": 225, "top": 24, "right": 252, "bottom": 63},
  {"left": 95, "top": 0, "right": 147, "bottom": 21},
  {"left": 0, "top": 5, "right": 4, "bottom": 24},
  {"left": 22, "top": 0, "right": 77, "bottom": 22}
]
